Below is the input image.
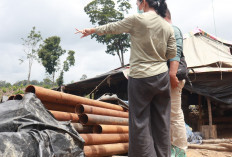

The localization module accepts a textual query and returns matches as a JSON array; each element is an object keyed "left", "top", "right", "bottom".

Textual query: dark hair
[
  {"left": 139, "top": 0, "right": 168, "bottom": 18},
  {"left": 165, "top": 8, "right": 171, "bottom": 20}
]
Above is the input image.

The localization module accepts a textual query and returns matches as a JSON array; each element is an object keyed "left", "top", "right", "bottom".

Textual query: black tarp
[
  {"left": 0, "top": 93, "right": 85, "bottom": 157},
  {"left": 184, "top": 72, "right": 232, "bottom": 105}
]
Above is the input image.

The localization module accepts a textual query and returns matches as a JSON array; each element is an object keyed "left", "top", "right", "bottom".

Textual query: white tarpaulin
[{"left": 183, "top": 32, "right": 232, "bottom": 68}]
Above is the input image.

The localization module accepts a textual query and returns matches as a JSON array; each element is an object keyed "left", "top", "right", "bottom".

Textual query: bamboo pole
[
  {"left": 25, "top": 85, "right": 124, "bottom": 111},
  {"left": 80, "top": 134, "right": 129, "bottom": 145},
  {"left": 79, "top": 114, "right": 128, "bottom": 126},
  {"left": 49, "top": 110, "right": 79, "bottom": 122},
  {"left": 93, "top": 125, "right": 128, "bottom": 134},
  {"left": 84, "top": 143, "right": 128, "bottom": 157},
  {"left": 77, "top": 104, "right": 128, "bottom": 118},
  {"left": 72, "top": 123, "right": 94, "bottom": 133}
]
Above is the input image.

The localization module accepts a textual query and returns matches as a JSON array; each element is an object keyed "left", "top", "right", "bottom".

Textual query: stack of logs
[
  {"left": 9, "top": 85, "right": 129, "bottom": 157},
  {"left": 189, "top": 139, "right": 232, "bottom": 152}
]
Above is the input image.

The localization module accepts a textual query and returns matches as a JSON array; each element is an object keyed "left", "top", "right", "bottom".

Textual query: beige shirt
[{"left": 95, "top": 11, "right": 177, "bottom": 78}]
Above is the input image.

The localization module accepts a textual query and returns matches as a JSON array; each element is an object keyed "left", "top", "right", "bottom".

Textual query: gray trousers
[{"left": 128, "top": 71, "right": 171, "bottom": 157}]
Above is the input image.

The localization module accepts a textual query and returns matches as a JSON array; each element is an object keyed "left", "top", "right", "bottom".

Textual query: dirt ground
[{"left": 187, "top": 149, "right": 232, "bottom": 157}]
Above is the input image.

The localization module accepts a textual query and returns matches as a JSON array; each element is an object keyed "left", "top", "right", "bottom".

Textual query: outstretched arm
[{"left": 75, "top": 28, "right": 96, "bottom": 38}]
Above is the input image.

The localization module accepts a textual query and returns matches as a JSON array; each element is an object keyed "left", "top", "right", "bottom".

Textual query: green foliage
[
  {"left": 12, "top": 86, "right": 17, "bottom": 91},
  {"left": 43, "top": 84, "right": 52, "bottom": 89},
  {"left": 84, "top": 0, "right": 131, "bottom": 66},
  {"left": 38, "top": 36, "right": 65, "bottom": 75},
  {"left": 21, "top": 26, "right": 42, "bottom": 84},
  {"left": 0, "top": 79, "right": 58, "bottom": 99},
  {"left": 0, "top": 81, "right": 11, "bottom": 87},
  {"left": 14, "top": 90, "right": 24, "bottom": 95},
  {"left": 14, "top": 80, "right": 28, "bottom": 86},
  {"left": 42, "top": 77, "right": 53, "bottom": 86},
  {"left": 30, "top": 80, "right": 40, "bottom": 85},
  {"left": 38, "top": 36, "right": 76, "bottom": 85},
  {"left": 2, "top": 88, "right": 7, "bottom": 93}
]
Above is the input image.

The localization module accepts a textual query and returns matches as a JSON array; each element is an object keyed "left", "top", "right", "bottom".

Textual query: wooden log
[
  {"left": 188, "top": 144, "right": 231, "bottom": 152},
  {"left": 219, "top": 143, "right": 232, "bottom": 150},
  {"left": 202, "top": 139, "right": 232, "bottom": 144}
]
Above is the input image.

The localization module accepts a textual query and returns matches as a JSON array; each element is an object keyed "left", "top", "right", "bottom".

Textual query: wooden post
[
  {"left": 198, "top": 95, "right": 203, "bottom": 130},
  {"left": 207, "top": 98, "right": 213, "bottom": 127},
  {"left": 200, "top": 98, "right": 217, "bottom": 139}
]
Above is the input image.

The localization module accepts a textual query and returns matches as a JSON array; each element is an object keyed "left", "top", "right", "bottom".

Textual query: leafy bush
[
  {"left": 14, "top": 90, "right": 24, "bottom": 95},
  {"left": 2, "top": 88, "right": 7, "bottom": 93},
  {"left": 12, "top": 86, "right": 18, "bottom": 91}
]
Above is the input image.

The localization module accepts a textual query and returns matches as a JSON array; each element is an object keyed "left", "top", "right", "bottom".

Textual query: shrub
[
  {"left": 14, "top": 90, "right": 24, "bottom": 95},
  {"left": 2, "top": 88, "right": 7, "bottom": 93},
  {"left": 12, "top": 86, "right": 18, "bottom": 91}
]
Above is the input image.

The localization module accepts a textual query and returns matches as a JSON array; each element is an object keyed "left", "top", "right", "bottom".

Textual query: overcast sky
[{"left": 0, "top": 0, "right": 231, "bottom": 84}]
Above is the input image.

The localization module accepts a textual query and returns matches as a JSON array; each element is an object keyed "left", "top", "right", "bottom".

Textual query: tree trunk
[
  {"left": 120, "top": 50, "right": 124, "bottom": 67},
  {"left": 52, "top": 72, "right": 55, "bottom": 86},
  {"left": 116, "top": 49, "right": 123, "bottom": 67},
  {"left": 118, "top": 39, "right": 124, "bottom": 67},
  {"left": 27, "top": 59, "right": 32, "bottom": 85}
]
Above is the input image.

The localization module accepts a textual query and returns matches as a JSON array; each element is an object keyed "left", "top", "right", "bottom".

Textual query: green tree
[
  {"left": 84, "top": 0, "right": 131, "bottom": 67},
  {"left": 13, "top": 80, "right": 28, "bottom": 86},
  {"left": 20, "top": 27, "right": 42, "bottom": 85},
  {"left": 56, "top": 50, "right": 76, "bottom": 86},
  {"left": 42, "top": 77, "right": 53, "bottom": 86},
  {"left": 30, "top": 80, "right": 40, "bottom": 85},
  {"left": 38, "top": 36, "right": 75, "bottom": 85},
  {"left": 0, "top": 81, "right": 11, "bottom": 87}
]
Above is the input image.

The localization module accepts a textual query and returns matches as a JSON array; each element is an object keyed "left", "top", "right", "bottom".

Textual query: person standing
[
  {"left": 164, "top": 8, "right": 188, "bottom": 157},
  {"left": 76, "top": 0, "right": 177, "bottom": 156}
]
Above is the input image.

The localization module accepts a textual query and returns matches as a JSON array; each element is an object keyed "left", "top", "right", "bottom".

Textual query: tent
[{"left": 183, "top": 28, "right": 232, "bottom": 105}]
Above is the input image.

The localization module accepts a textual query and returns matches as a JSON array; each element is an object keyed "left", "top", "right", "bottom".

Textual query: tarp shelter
[
  {"left": 183, "top": 28, "right": 232, "bottom": 105},
  {"left": 63, "top": 28, "right": 232, "bottom": 105},
  {"left": 183, "top": 28, "right": 232, "bottom": 68}
]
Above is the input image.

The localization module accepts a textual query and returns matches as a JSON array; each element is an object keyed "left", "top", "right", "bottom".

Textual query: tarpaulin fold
[{"left": 0, "top": 93, "right": 84, "bottom": 157}]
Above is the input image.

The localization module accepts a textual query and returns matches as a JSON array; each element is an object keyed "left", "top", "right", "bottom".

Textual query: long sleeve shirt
[
  {"left": 169, "top": 25, "right": 183, "bottom": 62},
  {"left": 95, "top": 11, "right": 177, "bottom": 78}
]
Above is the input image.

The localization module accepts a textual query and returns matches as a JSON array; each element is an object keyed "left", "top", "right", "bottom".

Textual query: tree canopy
[
  {"left": 20, "top": 26, "right": 42, "bottom": 85},
  {"left": 38, "top": 36, "right": 76, "bottom": 85},
  {"left": 84, "top": 0, "right": 131, "bottom": 67}
]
